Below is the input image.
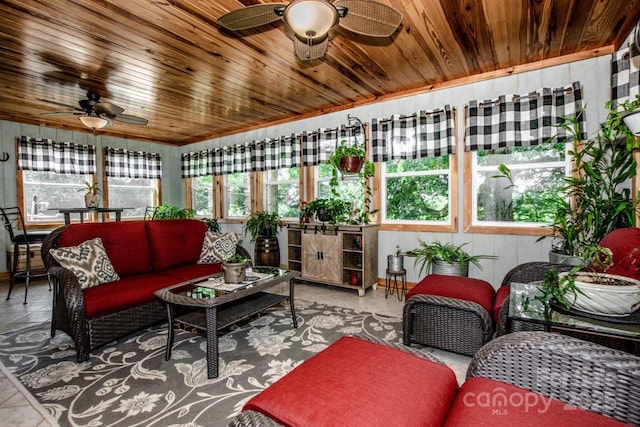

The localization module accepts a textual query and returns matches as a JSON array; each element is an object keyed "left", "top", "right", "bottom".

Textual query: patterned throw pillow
[
  {"left": 50, "top": 237, "right": 120, "bottom": 289},
  {"left": 198, "top": 232, "right": 239, "bottom": 264}
]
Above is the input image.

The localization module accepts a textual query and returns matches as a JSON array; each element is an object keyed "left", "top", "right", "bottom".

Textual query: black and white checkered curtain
[
  {"left": 465, "top": 81, "right": 586, "bottom": 152},
  {"left": 209, "top": 143, "right": 252, "bottom": 175},
  {"left": 371, "top": 105, "right": 455, "bottom": 162},
  {"left": 611, "top": 25, "right": 639, "bottom": 107},
  {"left": 104, "top": 147, "right": 162, "bottom": 179},
  {"left": 251, "top": 134, "right": 301, "bottom": 171},
  {"left": 181, "top": 149, "right": 214, "bottom": 178},
  {"left": 302, "top": 124, "right": 363, "bottom": 166},
  {"left": 17, "top": 136, "right": 96, "bottom": 174}
]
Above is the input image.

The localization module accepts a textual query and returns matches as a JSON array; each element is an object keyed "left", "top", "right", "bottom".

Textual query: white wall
[{"left": 181, "top": 55, "right": 614, "bottom": 287}]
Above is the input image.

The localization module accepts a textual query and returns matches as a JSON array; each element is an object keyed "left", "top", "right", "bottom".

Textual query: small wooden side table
[{"left": 385, "top": 268, "right": 407, "bottom": 301}]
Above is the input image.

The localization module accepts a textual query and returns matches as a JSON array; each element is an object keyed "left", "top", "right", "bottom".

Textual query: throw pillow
[
  {"left": 198, "top": 232, "right": 239, "bottom": 264},
  {"left": 50, "top": 237, "right": 120, "bottom": 289}
]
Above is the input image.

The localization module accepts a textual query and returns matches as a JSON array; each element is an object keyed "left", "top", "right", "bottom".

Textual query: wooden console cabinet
[{"left": 287, "top": 223, "right": 378, "bottom": 296}]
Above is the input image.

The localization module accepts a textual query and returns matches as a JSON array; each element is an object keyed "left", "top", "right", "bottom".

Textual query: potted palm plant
[
  {"left": 244, "top": 210, "right": 282, "bottom": 267},
  {"left": 407, "top": 240, "right": 498, "bottom": 277},
  {"left": 79, "top": 180, "right": 101, "bottom": 208}
]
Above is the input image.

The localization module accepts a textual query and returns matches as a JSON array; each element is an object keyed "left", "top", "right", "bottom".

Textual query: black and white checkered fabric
[
  {"left": 17, "top": 136, "right": 96, "bottom": 175},
  {"left": 104, "top": 147, "right": 162, "bottom": 179},
  {"left": 251, "top": 134, "right": 301, "bottom": 171},
  {"left": 465, "top": 81, "right": 585, "bottom": 152},
  {"left": 371, "top": 105, "right": 455, "bottom": 162},
  {"left": 181, "top": 149, "right": 214, "bottom": 178},
  {"left": 611, "top": 25, "right": 639, "bottom": 108},
  {"left": 302, "top": 124, "right": 363, "bottom": 166}
]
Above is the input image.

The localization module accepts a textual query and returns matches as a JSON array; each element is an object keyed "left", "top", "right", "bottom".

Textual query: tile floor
[{"left": 0, "top": 278, "right": 472, "bottom": 427}]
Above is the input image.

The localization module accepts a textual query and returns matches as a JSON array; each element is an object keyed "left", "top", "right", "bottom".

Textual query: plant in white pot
[
  {"left": 407, "top": 240, "right": 497, "bottom": 277},
  {"left": 222, "top": 254, "right": 250, "bottom": 284},
  {"left": 79, "top": 180, "right": 101, "bottom": 208}
]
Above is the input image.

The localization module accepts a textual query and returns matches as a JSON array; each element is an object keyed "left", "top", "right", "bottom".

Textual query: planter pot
[
  {"left": 84, "top": 193, "right": 99, "bottom": 208},
  {"left": 559, "top": 271, "right": 640, "bottom": 316},
  {"left": 255, "top": 236, "right": 280, "bottom": 267},
  {"left": 622, "top": 110, "right": 640, "bottom": 135},
  {"left": 338, "top": 156, "right": 364, "bottom": 174},
  {"left": 387, "top": 255, "right": 404, "bottom": 272},
  {"left": 316, "top": 207, "right": 332, "bottom": 223},
  {"left": 222, "top": 261, "right": 246, "bottom": 283},
  {"left": 548, "top": 250, "right": 585, "bottom": 266},
  {"left": 432, "top": 260, "right": 468, "bottom": 277}
]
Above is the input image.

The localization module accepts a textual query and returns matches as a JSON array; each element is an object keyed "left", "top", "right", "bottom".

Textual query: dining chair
[
  {"left": 0, "top": 207, "right": 51, "bottom": 303},
  {"left": 143, "top": 206, "right": 158, "bottom": 220}
]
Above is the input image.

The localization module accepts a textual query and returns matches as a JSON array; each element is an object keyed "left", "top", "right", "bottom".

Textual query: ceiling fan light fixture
[
  {"left": 79, "top": 114, "right": 109, "bottom": 129},
  {"left": 284, "top": 0, "right": 339, "bottom": 41}
]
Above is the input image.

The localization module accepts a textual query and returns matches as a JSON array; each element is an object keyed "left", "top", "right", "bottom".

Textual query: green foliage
[
  {"left": 406, "top": 240, "right": 498, "bottom": 276},
  {"left": 244, "top": 210, "right": 282, "bottom": 241},
  {"left": 224, "top": 253, "right": 249, "bottom": 264},
  {"left": 534, "top": 268, "right": 584, "bottom": 314},
  {"left": 201, "top": 217, "right": 220, "bottom": 232},
  {"left": 304, "top": 198, "right": 351, "bottom": 224},
  {"left": 154, "top": 205, "right": 195, "bottom": 219},
  {"left": 78, "top": 180, "right": 101, "bottom": 195}
]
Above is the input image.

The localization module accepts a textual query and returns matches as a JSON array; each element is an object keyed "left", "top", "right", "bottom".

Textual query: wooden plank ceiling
[{"left": 0, "top": 0, "right": 638, "bottom": 146}]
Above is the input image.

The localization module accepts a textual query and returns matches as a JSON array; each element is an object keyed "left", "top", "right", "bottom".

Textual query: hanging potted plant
[
  {"left": 328, "top": 139, "right": 366, "bottom": 174},
  {"left": 79, "top": 180, "right": 101, "bottom": 208},
  {"left": 406, "top": 240, "right": 498, "bottom": 277}
]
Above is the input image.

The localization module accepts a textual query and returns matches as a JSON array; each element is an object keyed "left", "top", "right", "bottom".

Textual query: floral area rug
[{"left": 0, "top": 300, "right": 403, "bottom": 427}]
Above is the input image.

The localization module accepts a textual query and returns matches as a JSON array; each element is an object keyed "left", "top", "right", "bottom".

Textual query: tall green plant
[{"left": 244, "top": 210, "right": 282, "bottom": 241}]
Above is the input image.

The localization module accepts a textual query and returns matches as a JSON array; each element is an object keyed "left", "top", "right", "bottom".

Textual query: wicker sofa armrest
[
  {"left": 467, "top": 331, "right": 640, "bottom": 425},
  {"left": 403, "top": 294, "right": 494, "bottom": 346}
]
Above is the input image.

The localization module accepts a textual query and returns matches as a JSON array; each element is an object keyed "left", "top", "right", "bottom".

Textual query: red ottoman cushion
[
  {"left": 245, "top": 336, "right": 458, "bottom": 427},
  {"left": 444, "top": 377, "right": 631, "bottom": 426},
  {"left": 492, "top": 285, "right": 511, "bottom": 323},
  {"left": 406, "top": 274, "right": 496, "bottom": 315}
]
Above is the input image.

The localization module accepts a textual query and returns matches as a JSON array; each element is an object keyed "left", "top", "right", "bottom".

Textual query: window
[
  {"left": 382, "top": 156, "right": 451, "bottom": 223},
  {"left": 225, "top": 172, "right": 250, "bottom": 218},
  {"left": 107, "top": 176, "right": 159, "bottom": 218},
  {"left": 264, "top": 167, "right": 299, "bottom": 218},
  {"left": 21, "top": 171, "right": 93, "bottom": 224},
  {"left": 316, "top": 163, "right": 363, "bottom": 210},
  {"left": 191, "top": 176, "right": 214, "bottom": 217},
  {"left": 469, "top": 141, "right": 569, "bottom": 228}
]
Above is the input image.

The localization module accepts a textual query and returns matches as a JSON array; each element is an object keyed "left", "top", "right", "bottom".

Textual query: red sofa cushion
[
  {"left": 145, "top": 219, "right": 207, "bottom": 271},
  {"left": 492, "top": 285, "right": 511, "bottom": 324},
  {"left": 598, "top": 228, "right": 640, "bottom": 280},
  {"left": 159, "top": 263, "right": 222, "bottom": 281},
  {"left": 245, "top": 336, "right": 458, "bottom": 427},
  {"left": 83, "top": 273, "right": 178, "bottom": 318},
  {"left": 444, "top": 377, "right": 631, "bottom": 426},
  {"left": 406, "top": 274, "right": 496, "bottom": 315},
  {"left": 59, "top": 221, "right": 150, "bottom": 276}
]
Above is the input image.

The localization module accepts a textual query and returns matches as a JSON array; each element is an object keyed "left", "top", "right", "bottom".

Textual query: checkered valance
[
  {"left": 371, "top": 105, "right": 455, "bottom": 162},
  {"left": 611, "top": 25, "right": 639, "bottom": 107},
  {"left": 465, "top": 81, "right": 586, "bottom": 152},
  {"left": 252, "top": 134, "right": 301, "bottom": 171},
  {"left": 104, "top": 147, "right": 162, "bottom": 179},
  {"left": 17, "top": 136, "right": 96, "bottom": 175},
  {"left": 302, "top": 124, "right": 363, "bottom": 166}
]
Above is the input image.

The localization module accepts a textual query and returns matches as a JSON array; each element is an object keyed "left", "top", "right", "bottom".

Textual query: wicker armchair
[{"left": 467, "top": 331, "right": 640, "bottom": 425}]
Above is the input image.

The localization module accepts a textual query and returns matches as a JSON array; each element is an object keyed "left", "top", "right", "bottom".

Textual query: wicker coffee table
[{"left": 155, "top": 267, "right": 300, "bottom": 378}]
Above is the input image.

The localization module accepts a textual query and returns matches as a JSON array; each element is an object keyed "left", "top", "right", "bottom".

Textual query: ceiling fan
[
  {"left": 217, "top": 0, "right": 403, "bottom": 60},
  {"left": 40, "top": 92, "right": 148, "bottom": 130}
]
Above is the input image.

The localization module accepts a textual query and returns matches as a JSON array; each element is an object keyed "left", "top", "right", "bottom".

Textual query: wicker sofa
[
  {"left": 42, "top": 219, "right": 248, "bottom": 362},
  {"left": 229, "top": 332, "right": 640, "bottom": 426}
]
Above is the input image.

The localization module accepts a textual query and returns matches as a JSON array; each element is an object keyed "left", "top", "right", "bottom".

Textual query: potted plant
[
  {"left": 202, "top": 217, "right": 220, "bottom": 232},
  {"left": 79, "top": 180, "right": 101, "bottom": 208},
  {"left": 406, "top": 240, "right": 498, "bottom": 277},
  {"left": 542, "top": 100, "right": 640, "bottom": 263},
  {"left": 222, "top": 253, "right": 250, "bottom": 283},
  {"left": 328, "top": 139, "right": 367, "bottom": 174},
  {"left": 244, "top": 210, "right": 282, "bottom": 267},
  {"left": 387, "top": 245, "right": 405, "bottom": 271},
  {"left": 154, "top": 205, "right": 195, "bottom": 219},
  {"left": 304, "top": 198, "right": 350, "bottom": 224}
]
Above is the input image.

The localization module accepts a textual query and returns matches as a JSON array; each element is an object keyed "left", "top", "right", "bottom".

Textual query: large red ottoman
[
  {"left": 403, "top": 274, "right": 496, "bottom": 355},
  {"left": 243, "top": 336, "right": 458, "bottom": 427}
]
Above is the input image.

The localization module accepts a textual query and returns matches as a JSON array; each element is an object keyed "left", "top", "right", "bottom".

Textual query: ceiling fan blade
[
  {"left": 293, "top": 37, "right": 329, "bottom": 61},
  {"left": 112, "top": 114, "right": 148, "bottom": 126},
  {"left": 37, "top": 98, "right": 83, "bottom": 111},
  {"left": 40, "top": 111, "right": 84, "bottom": 116},
  {"left": 95, "top": 102, "right": 124, "bottom": 116},
  {"left": 335, "top": 0, "right": 403, "bottom": 37},
  {"left": 218, "top": 3, "right": 286, "bottom": 31}
]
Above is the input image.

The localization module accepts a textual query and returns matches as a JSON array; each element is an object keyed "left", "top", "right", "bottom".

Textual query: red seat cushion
[
  {"left": 83, "top": 273, "right": 177, "bottom": 317},
  {"left": 492, "top": 285, "right": 511, "bottom": 324},
  {"left": 406, "top": 274, "right": 496, "bottom": 315},
  {"left": 598, "top": 228, "right": 640, "bottom": 280},
  {"left": 145, "top": 219, "right": 207, "bottom": 271},
  {"left": 444, "top": 377, "right": 631, "bottom": 426},
  {"left": 59, "top": 221, "right": 150, "bottom": 276},
  {"left": 159, "top": 263, "right": 222, "bottom": 281},
  {"left": 245, "top": 336, "right": 458, "bottom": 427}
]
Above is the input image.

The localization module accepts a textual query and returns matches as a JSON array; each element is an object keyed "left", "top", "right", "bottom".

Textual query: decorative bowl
[{"left": 559, "top": 272, "right": 640, "bottom": 316}]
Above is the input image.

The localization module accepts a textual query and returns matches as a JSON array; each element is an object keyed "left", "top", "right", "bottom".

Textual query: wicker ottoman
[{"left": 403, "top": 274, "right": 496, "bottom": 356}]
